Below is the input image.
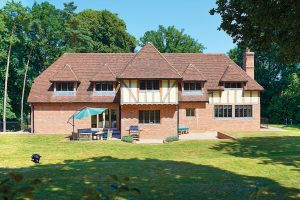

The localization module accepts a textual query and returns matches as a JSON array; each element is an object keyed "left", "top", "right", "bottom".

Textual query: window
[
  {"left": 235, "top": 105, "right": 252, "bottom": 118},
  {"left": 95, "top": 82, "right": 113, "bottom": 91},
  {"left": 214, "top": 105, "right": 232, "bottom": 118},
  {"left": 184, "top": 82, "right": 201, "bottom": 91},
  {"left": 139, "top": 110, "right": 160, "bottom": 124},
  {"left": 186, "top": 108, "right": 195, "bottom": 117},
  {"left": 55, "top": 82, "right": 74, "bottom": 91},
  {"left": 224, "top": 82, "right": 242, "bottom": 88},
  {"left": 140, "top": 80, "right": 159, "bottom": 90}
]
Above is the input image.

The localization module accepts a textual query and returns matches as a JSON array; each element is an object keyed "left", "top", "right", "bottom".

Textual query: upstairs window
[
  {"left": 95, "top": 82, "right": 113, "bottom": 91},
  {"left": 235, "top": 105, "right": 253, "bottom": 118},
  {"left": 140, "top": 80, "right": 159, "bottom": 91},
  {"left": 224, "top": 82, "right": 242, "bottom": 88},
  {"left": 55, "top": 82, "right": 74, "bottom": 91},
  {"left": 184, "top": 82, "right": 201, "bottom": 91}
]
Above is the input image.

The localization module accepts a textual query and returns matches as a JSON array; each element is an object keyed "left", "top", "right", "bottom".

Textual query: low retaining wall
[{"left": 217, "top": 132, "right": 235, "bottom": 140}]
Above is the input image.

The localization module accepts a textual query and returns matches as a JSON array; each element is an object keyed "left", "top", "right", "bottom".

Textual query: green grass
[{"left": 0, "top": 125, "right": 300, "bottom": 199}]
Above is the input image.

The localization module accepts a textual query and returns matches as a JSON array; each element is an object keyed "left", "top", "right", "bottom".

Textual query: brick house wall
[
  {"left": 179, "top": 102, "right": 260, "bottom": 132},
  {"left": 32, "top": 103, "right": 119, "bottom": 134},
  {"left": 121, "top": 105, "right": 177, "bottom": 139}
]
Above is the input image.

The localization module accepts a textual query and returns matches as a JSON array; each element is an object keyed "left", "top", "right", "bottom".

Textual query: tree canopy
[
  {"left": 211, "top": 0, "right": 300, "bottom": 63},
  {"left": 139, "top": 25, "right": 205, "bottom": 53},
  {"left": 228, "top": 47, "right": 300, "bottom": 123},
  {"left": 0, "top": 1, "right": 136, "bottom": 125}
]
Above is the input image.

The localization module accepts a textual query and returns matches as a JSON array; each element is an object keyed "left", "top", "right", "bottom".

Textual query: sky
[{"left": 0, "top": 0, "right": 236, "bottom": 53}]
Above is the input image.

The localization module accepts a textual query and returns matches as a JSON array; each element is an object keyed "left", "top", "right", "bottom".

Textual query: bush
[
  {"left": 121, "top": 135, "right": 134, "bottom": 143},
  {"left": 165, "top": 136, "right": 179, "bottom": 143}
]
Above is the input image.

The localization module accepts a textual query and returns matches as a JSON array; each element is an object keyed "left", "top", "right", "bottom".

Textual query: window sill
[
  {"left": 53, "top": 91, "right": 76, "bottom": 96},
  {"left": 182, "top": 91, "right": 203, "bottom": 96},
  {"left": 93, "top": 91, "right": 115, "bottom": 96}
]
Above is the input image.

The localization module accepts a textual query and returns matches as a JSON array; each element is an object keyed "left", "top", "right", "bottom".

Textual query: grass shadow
[
  {"left": 1, "top": 156, "right": 300, "bottom": 199},
  {"left": 212, "top": 136, "right": 300, "bottom": 169}
]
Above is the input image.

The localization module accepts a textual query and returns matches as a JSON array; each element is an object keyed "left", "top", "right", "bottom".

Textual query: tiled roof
[
  {"left": 117, "top": 43, "right": 182, "bottom": 79},
  {"left": 28, "top": 46, "right": 263, "bottom": 103},
  {"left": 220, "top": 65, "right": 248, "bottom": 82},
  {"left": 181, "top": 64, "right": 206, "bottom": 81},
  {"left": 50, "top": 64, "right": 79, "bottom": 82},
  {"left": 90, "top": 64, "right": 116, "bottom": 82}
]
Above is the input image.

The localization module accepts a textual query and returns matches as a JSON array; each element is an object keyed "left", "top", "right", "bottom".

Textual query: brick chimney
[{"left": 243, "top": 48, "right": 255, "bottom": 79}]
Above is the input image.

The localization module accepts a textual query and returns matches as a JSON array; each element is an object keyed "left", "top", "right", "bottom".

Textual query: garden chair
[{"left": 129, "top": 125, "right": 140, "bottom": 141}]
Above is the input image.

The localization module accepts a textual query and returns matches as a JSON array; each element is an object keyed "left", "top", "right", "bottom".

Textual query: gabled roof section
[
  {"left": 117, "top": 42, "right": 182, "bottom": 79},
  {"left": 219, "top": 65, "right": 248, "bottom": 82},
  {"left": 90, "top": 64, "right": 116, "bottom": 82},
  {"left": 181, "top": 64, "right": 206, "bottom": 81},
  {"left": 50, "top": 64, "right": 79, "bottom": 82}
]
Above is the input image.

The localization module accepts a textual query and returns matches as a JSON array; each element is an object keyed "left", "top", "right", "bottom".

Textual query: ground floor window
[
  {"left": 235, "top": 105, "right": 253, "bottom": 118},
  {"left": 186, "top": 108, "right": 195, "bottom": 117},
  {"left": 139, "top": 110, "right": 160, "bottom": 124},
  {"left": 214, "top": 105, "right": 232, "bottom": 118}
]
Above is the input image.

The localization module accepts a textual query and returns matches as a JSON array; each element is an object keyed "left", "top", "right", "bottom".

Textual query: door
[{"left": 91, "top": 109, "right": 118, "bottom": 129}]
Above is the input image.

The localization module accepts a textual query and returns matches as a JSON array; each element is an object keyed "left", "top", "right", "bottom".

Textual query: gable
[{"left": 117, "top": 42, "right": 182, "bottom": 79}]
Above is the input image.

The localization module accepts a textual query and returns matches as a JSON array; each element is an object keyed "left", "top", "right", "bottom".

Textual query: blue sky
[{"left": 0, "top": 0, "right": 236, "bottom": 53}]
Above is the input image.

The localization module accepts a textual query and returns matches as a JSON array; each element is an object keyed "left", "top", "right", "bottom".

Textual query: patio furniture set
[{"left": 72, "top": 128, "right": 113, "bottom": 141}]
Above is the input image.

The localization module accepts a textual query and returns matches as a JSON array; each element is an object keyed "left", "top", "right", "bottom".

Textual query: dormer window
[
  {"left": 93, "top": 82, "right": 115, "bottom": 96},
  {"left": 224, "top": 82, "right": 242, "bottom": 89},
  {"left": 184, "top": 82, "right": 201, "bottom": 91},
  {"left": 53, "top": 82, "right": 76, "bottom": 96},
  {"left": 182, "top": 81, "right": 202, "bottom": 96},
  {"left": 56, "top": 82, "right": 75, "bottom": 91},
  {"left": 95, "top": 82, "right": 113, "bottom": 91}
]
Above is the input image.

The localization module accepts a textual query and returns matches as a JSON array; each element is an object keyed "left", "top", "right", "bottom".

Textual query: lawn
[{"left": 0, "top": 125, "right": 300, "bottom": 199}]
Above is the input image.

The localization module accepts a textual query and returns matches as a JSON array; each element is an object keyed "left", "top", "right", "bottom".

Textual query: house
[{"left": 28, "top": 43, "right": 263, "bottom": 139}]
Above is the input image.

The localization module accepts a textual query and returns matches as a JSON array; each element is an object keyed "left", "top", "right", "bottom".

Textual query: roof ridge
[
  {"left": 151, "top": 42, "right": 182, "bottom": 78},
  {"left": 117, "top": 48, "right": 142, "bottom": 77}
]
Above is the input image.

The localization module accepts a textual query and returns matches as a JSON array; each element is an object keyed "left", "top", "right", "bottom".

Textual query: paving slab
[
  {"left": 179, "top": 131, "right": 218, "bottom": 140},
  {"left": 135, "top": 139, "right": 164, "bottom": 144}
]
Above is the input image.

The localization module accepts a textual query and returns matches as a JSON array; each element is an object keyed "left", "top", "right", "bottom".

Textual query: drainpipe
[
  {"left": 32, "top": 105, "right": 35, "bottom": 133},
  {"left": 176, "top": 105, "right": 179, "bottom": 137},
  {"left": 176, "top": 81, "right": 180, "bottom": 137}
]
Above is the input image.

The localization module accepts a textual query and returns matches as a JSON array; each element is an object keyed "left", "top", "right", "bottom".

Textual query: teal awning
[{"left": 71, "top": 107, "right": 107, "bottom": 120}]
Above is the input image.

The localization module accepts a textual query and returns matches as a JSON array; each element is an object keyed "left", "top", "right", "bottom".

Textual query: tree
[
  {"left": 1, "top": 1, "right": 27, "bottom": 132},
  {"left": 210, "top": 0, "right": 300, "bottom": 63},
  {"left": 71, "top": 9, "right": 136, "bottom": 53},
  {"left": 228, "top": 47, "right": 300, "bottom": 123},
  {"left": 139, "top": 25, "right": 205, "bottom": 53},
  {"left": 0, "top": 1, "right": 138, "bottom": 131}
]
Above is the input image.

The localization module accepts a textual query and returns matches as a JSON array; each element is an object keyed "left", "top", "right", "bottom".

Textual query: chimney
[{"left": 243, "top": 48, "right": 255, "bottom": 79}]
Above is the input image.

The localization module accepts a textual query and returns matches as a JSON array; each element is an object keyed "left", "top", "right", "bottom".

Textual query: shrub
[
  {"left": 121, "top": 135, "right": 134, "bottom": 143},
  {"left": 165, "top": 136, "right": 179, "bottom": 143}
]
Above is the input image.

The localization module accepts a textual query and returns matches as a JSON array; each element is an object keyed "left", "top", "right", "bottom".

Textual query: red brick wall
[
  {"left": 32, "top": 102, "right": 260, "bottom": 135},
  {"left": 121, "top": 105, "right": 177, "bottom": 139},
  {"left": 179, "top": 102, "right": 260, "bottom": 132},
  {"left": 32, "top": 103, "right": 119, "bottom": 134}
]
